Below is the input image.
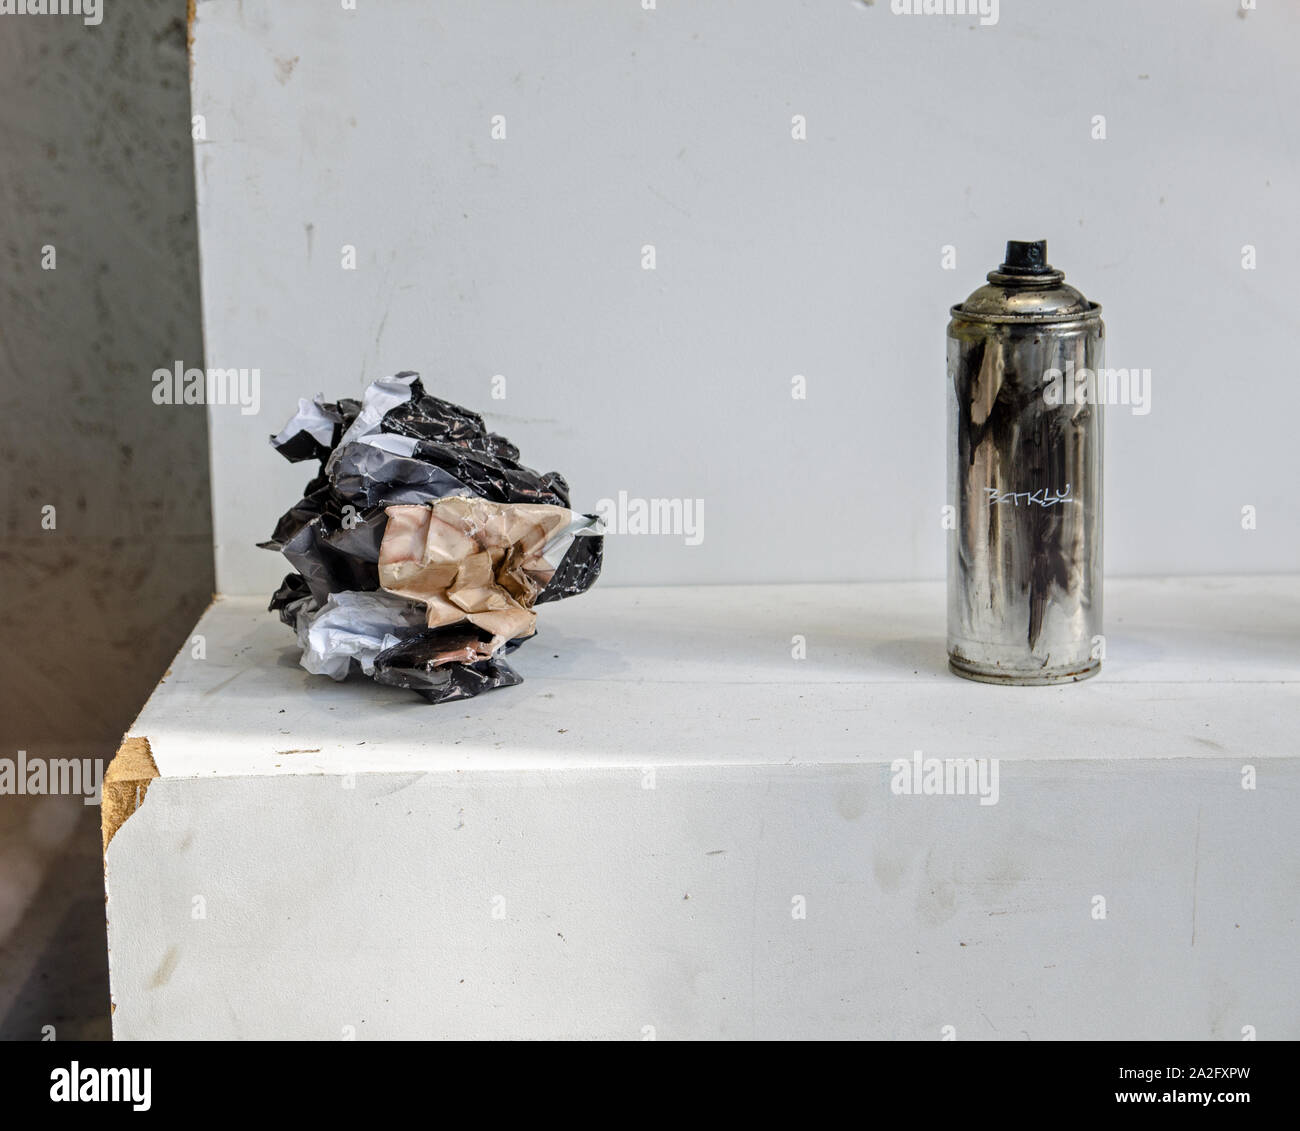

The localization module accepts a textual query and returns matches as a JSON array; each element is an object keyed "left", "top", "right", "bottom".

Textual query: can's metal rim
[
  {"left": 947, "top": 656, "right": 1102, "bottom": 686},
  {"left": 948, "top": 301, "right": 1103, "bottom": 327}
]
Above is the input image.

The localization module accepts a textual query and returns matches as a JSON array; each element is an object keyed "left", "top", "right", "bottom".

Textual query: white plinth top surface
[{"left": 129, "top": 577, "right": 1299, "bottom": 779}]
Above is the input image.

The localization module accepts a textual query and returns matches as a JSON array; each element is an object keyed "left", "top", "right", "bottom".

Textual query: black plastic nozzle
[{"left": 1000, "top": 240, "right": 1051, "bottom": 276}]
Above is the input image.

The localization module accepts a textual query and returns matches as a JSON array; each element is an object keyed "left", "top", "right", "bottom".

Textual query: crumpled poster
[{"left": 261, "top": 372, "right": 603, "bottom": 702}]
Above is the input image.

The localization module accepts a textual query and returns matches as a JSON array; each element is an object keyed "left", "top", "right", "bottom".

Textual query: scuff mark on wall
[{"left": 149, "top": 946, "right": 181, "bottom": 989}]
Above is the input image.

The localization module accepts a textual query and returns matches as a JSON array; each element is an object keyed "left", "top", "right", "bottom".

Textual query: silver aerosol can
[{"left": 947, "top": 240, "right": 1103, "bottom": 685}]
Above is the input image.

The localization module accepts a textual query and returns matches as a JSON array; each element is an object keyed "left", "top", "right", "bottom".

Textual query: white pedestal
[{"left": 103, "top": 577, "right": 1300, "bottom": 1039}]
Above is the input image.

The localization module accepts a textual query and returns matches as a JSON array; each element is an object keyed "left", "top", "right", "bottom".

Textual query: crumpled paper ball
[{"left": 260, "top": 372, "right": 603, "bottom": 703}]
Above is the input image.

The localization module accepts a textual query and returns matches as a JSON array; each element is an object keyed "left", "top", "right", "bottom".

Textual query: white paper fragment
[
  {"left": 349, "top": 432, "right": 421, "bottom": 458},
  {"left": 540, "top": 513, "right": 603, "bottom": 570},
  {"left": 271, "top": 395, "right": 336, "bottom": 448},
  {"left": 323, "top": 372, "right": 420, "bottom": 473},
  {"left": 295, "top": 590, "right": 427, "bottom": 681}
]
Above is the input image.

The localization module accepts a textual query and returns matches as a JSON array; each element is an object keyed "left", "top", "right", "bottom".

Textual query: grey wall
[{"left": 0, "top": 1, "right": 211, "bottom": 1039}]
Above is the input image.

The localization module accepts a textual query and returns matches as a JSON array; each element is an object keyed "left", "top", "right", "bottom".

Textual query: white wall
[
  {"left": 192, "top": 0, "right": 1300, "bottom": 595},
  {"left": 108, "top": 759, "right": 1300, "bottom": 1040}
]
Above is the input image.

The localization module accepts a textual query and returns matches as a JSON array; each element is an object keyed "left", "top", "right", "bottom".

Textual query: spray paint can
[{"left": 947, "top": 240, "right": 1103, "bottom": 684}]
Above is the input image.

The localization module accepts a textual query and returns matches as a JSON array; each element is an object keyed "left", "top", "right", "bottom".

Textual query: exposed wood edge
[{"left": 101, "top": 736, "right": 159, "bottom": 855}]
